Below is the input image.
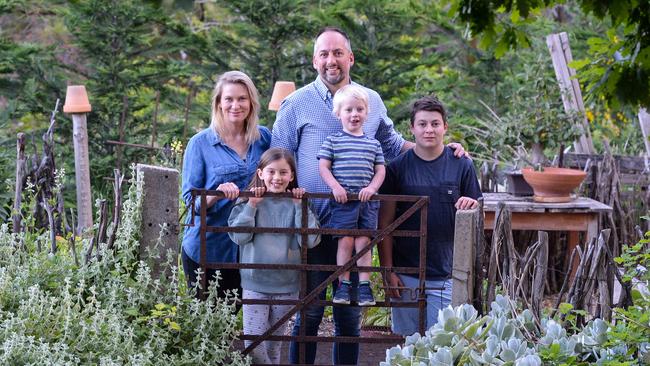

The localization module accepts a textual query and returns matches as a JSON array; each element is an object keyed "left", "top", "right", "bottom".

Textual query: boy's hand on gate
[
  {"left": 383, "top": 272, "right": 404, "bottom": 298},
  {"left": 332, "top": 185, "right": 348, "bottom": 204},
  {"left": 455, "top": 196, "right": 478, "bottom": 210},
  {"left": 358, "top": 186, "right": 376, "bottom": 202}
]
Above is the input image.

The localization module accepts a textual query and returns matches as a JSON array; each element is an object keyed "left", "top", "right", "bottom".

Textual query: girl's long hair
[{"left": 240, "top": 148, "right": 299, "bottom": 202}]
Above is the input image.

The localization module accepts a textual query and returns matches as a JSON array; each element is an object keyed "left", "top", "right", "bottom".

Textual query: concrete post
[
  {"left": 452, "top": 208, "right": 479, "bottom": 306},
  {"left": 136, "top": 164, "right": 179, "bottom": 278}
]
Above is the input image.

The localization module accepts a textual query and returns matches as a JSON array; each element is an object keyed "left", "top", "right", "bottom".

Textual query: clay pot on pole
[{"left": 64, "top": 85, "right": 93, "bottom": 234}]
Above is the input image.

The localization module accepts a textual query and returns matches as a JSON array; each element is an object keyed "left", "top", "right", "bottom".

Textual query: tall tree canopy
[
  {"left": 454, "top": 0, "right": 650, "bottom": 108},
  {"left": 0, "top": 0, "right": 644, "bottom": 223}
]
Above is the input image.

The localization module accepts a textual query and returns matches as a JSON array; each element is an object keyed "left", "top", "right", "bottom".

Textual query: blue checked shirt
[
  {"left": 271, "top": 76, "right": 405, "bottom": 222},
  {"left": 182, "top": 126, "right": 271, "bottom": 264}
]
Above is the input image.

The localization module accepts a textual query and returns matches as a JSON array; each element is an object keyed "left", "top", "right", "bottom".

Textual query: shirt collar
[
  {"left": 313, "top": 76, "right": 333, "bottom": 102},
  {"left": 340, "top": 130, "right": 365, "bottom": 138},
  {"left": 207, "top": 128, "right": 222, "bottom": 146},
  {"left": 313, "top": 76, "right": 358, "bottom": 102}
]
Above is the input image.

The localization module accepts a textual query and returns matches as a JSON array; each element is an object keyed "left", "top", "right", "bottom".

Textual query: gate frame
[{"left": 189, "top": 189, "right": 430, "bottom": 365}]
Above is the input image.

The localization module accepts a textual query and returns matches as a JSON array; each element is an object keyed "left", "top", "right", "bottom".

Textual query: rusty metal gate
[{"left": 189, "top": 189, "right": 431, "bottom": 365}]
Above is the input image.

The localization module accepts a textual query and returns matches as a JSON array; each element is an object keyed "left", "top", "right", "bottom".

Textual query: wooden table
[{"left": 482, "top": 193, "right": 613, "bottom": 275}]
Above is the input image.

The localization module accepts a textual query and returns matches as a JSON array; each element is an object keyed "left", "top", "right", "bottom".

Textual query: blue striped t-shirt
[{"left": 317, "top": 132, "right": 385, "bottom": 193}]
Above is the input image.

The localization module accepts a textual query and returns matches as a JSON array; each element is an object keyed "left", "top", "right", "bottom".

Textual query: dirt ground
[{"left": 234, "top": 316, "right": 401, "bottom": 365}]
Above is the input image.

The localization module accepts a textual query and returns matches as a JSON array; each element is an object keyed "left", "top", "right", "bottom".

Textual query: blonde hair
[
  {"left": 210, "top": 71, "right": 261, "bottom": 145},
  {"left": 332, "top": 84, "right": 369, "bottom": 117}
]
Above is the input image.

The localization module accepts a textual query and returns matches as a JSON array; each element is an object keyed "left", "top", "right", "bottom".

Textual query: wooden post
[
  {"left": 64, "top": 85, "right": 93, "bottom": 234},
  {"left": 531, "top": 231, "right": 548, "bottom": 319},
  {"left": 638, "top": 108, "right": 650, "bottom": 157},
  {"left": 116, "top": 95, "right": 129, "bottom": 172},
  {"left": 182, "top": 81, "right": 195, "bottom": 143},
  {"left": 151, "top": 90, "right": 160, "bottom": 148},
  {"left": 546, "top": 32, "right": 595, "bottom": 154},
  {"left": 12, "top": 133, "right": 26, "bottom": 235}
]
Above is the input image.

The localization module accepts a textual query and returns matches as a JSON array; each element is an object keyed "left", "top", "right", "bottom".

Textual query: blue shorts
[{"left": 327, "top": 200, "right": 379, "bottom": 234}]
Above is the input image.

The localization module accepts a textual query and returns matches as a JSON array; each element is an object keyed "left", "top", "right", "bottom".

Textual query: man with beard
[{"left": 271, "top": 27, "right": 466, "bottom": 364}]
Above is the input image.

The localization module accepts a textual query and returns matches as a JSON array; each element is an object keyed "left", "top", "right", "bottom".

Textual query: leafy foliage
[
  {"left": 198, "top": 0, "right": 314, "bottom": 127},
  {"left": 63, "top": 0, "right": 200, "bottom": 185},
  {"left": 453, "top": 0, "right": 650, "bottom": 108},
  {"left": 0, "top": 171, "right": 248, "bottom": 365},
  {"left": 1, "top": 0, "right": 645, "bottom": 211},
  {"left": 611, "top": 228, "right": 650, "bottom": 363},
  {"left": 472, "top": 49, "right": 584, "bottom": 167}
]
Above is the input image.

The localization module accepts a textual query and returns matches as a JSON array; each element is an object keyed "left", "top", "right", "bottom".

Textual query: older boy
[{"left": 378, "top": 95, "right": 482, "bottom": 336}]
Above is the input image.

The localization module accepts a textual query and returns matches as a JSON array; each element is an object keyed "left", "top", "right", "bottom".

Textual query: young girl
[{"left": 228, "top": 147, "right": 320, "bottom": 365}]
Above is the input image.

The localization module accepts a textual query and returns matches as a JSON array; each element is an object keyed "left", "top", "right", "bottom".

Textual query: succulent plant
[{"left": 383, "top": 296, "right": 639, "bottom": 365}]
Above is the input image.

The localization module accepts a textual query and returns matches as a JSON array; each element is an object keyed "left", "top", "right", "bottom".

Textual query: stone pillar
[
  {"left": 452, "top": 208, "right": 478, "bottom": 306},
  {"left": 136, "top": 164, "right": 179, "bottom": 278}
]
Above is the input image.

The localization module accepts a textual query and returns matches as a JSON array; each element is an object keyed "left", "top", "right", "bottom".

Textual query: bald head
[{"left": 313, "top": 27, "right": 352, "bottom": 55}]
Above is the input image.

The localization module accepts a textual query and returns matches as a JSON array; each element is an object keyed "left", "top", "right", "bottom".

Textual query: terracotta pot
[
  {"left": 521, "top": 167, "right": 586, "bottom": 203},
  {"left": 63, "top": 85, "right": 92, "bottom": 114}
]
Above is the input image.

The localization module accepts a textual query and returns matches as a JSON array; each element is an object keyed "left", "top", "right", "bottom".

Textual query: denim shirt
[
  {"left": 181, "top": 126, "right": 271, "bottom": 264},
  {"left": 271, "top": 76, "right": 405, "bottom": 222}
]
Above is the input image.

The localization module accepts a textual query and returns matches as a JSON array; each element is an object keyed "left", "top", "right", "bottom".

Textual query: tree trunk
[{"left": 531, "top": 142, "right": 545, "bottom": 167}]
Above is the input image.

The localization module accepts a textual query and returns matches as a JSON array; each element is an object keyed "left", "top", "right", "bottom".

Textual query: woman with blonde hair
[{"left": 181, "top": 70, "right": 271, "bottom": 304}]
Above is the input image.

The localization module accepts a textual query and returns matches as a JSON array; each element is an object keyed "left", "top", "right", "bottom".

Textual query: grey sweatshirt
[{"left": 228, "top": 197, "right": 321, "bottom": 294}]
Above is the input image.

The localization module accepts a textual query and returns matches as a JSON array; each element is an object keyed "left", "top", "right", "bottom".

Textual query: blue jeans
[
  {"left": 390, "top": 274, "right": 452, "bottom": 336},
  {"left": 289, "top": 235, "right": 361, "bottom": 364}
]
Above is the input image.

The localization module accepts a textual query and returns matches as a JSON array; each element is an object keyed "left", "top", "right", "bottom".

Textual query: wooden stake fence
[
  {"left": 485, "top": 203, "right": 620, "bottom": 324},
  {"left": 13, "top": 133, "right": 26, "bottom": 238},
  {"left": 638, "top": 108, "right": 650, "bottom": 158}
]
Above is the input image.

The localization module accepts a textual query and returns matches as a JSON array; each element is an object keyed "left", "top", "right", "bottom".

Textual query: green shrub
[
  {"left": 611, "top": 228, "right": 650, "bottom": 364},
  {"left": 0, "top": 172, "right": 248, "bottom": 365}
]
